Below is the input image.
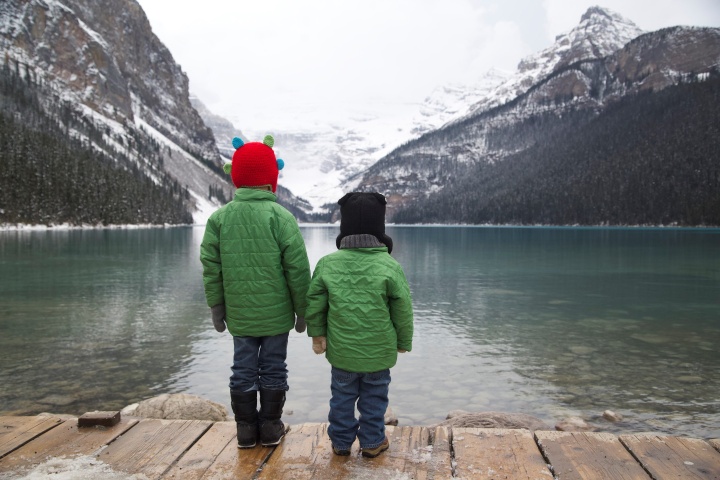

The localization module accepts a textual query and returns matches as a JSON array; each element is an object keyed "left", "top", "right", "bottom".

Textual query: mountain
[
  {"left": 0, "top": 0, "right": 235, "bottom": 225},
  {"left": 190, "top": 96, "right": 247, "bottom": 160},
  {"left": 393, "top": 76, "right": 720, "bottom": 226},
  {"left": 353, "top": 8, "right": 720, "bottom": 225},
  {"left": 461, "top": 6, "right": 643, "bottom": 118}
]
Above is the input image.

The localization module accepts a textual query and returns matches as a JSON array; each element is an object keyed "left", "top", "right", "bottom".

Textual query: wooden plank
[
  {"left": 427, "top": 426, "right": 453, "bottom": 479},
  {"left": 162, "top": 421, "right": 243, "bottom": 479},
  {"left": 0, "top": 416, "right": 62, "bottom": 459},
  {"left": 77, "top": 411, "right": 121, "bottom": 428},
  {"left": 192, "top": 425, "right": 276, "bottom": 480},
  {"left": 356, "top": 425, "right": 435, "bottom": 479},
  {"left": 535, "top": 431, "right": 649, "bottom": 479},
  {"left": 453, "top": 428, "right": 553, "bottom": 480},
  {"left": 96, "top": 418, "right": 211, "bottom": 479},
  {"left": 0, "top": 418, "right": 137, "bottom": 475},
  {"left": 620, "top": 434, "right": 720, "bottom": 480},
  {"left": 257, "top": 423, "right": 353, "bottom": 480},
  {"left": 259, "top": 424, "right": 439, "bottom": 480},
  {"left": 710, "top": 439, "right": 720, "bottom": 454}
]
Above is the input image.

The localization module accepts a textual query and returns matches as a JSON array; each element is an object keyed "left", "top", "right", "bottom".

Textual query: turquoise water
[{"left": 0, "top": 226, "right": 718, "bottom": 438}]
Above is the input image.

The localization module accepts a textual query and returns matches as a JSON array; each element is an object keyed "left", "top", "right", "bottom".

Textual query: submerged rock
[
  {"left": 556, "top": 416, "right": 596, "bottom": 431},
  {"left": 436, "top": 411, "right": 551, "bottom": 431},
  {"left": 602, "top": 410, "right": 623, "bottom": 422},
  {"left": 122, "top": 393, "right": 229, "bottom": 422}
]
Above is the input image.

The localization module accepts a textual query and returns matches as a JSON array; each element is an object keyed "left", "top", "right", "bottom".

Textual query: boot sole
[
  {"left": 261, "top": 433, "right": 285, "bottom": 447},
  {"left": 237, "top": 442, "right": 257, "bottom": 449}
]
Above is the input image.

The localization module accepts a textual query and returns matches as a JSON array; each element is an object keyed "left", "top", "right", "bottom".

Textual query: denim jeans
[
  {"left": 229, "top": 333, "right": 289, "bottom": 393},
  {"left": 327, "top": 366, "right": 390, "bottom": 450}
]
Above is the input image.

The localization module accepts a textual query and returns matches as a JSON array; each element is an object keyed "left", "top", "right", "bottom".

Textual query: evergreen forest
[{"left": 0, "top": 64, "right": 193, "bottom": 226}]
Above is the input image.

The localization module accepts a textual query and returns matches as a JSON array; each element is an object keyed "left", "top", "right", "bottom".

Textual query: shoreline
[{"left": 3, "top": 222, "right": 720, "bottom": 231}]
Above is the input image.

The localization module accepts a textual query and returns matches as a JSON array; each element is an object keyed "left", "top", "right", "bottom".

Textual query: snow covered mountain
[
  {"left": 234, "top": 70, "right": 511, "bottom": 214},
  {"left": 461, "top": 6, "right": 643, "bottom": 118},
  {"left": 1, "top": 0, "right": 232, "bottom": 224},
  {"left": 353, "top": 7, "right": 720, "bottom": 220},
  {"left": 246, "top": 6, "right": 645, "bottom": 214}
]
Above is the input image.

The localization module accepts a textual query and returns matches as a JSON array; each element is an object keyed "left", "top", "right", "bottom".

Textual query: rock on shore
[
  {"left": 436, "top": 410, "right": 552, "bottom": 431},
  {"left": 122, "top": 393, "right": 229, "bottom": 422}
]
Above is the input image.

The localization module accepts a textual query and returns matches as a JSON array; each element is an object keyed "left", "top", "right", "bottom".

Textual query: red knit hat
[{"left": 223, "top": 135, "right": 285, "bottom": 193}]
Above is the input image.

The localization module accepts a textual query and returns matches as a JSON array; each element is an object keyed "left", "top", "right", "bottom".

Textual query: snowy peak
[
  {"left": 466, "top": 6, "right": 643, "bottom": 116},
  {"left": 518, "top": 6, "right": 643, "bottom": 75}
]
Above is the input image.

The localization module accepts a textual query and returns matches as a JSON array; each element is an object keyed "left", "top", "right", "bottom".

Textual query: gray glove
[
  {"left": 210, "top": 304, "right": 226, "bottom": 332},
  {"left": 295, "top": 315, "right": 306, "bottom": 333}
]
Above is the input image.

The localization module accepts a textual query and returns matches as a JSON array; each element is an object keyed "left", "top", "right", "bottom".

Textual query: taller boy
[{"left": 200, "top": 135, "right": 310, "bottom": 448}]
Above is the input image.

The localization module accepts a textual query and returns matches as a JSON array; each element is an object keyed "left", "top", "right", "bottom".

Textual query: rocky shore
[{"left": 51, "top": 393, "right": 634, "bottom": 435}]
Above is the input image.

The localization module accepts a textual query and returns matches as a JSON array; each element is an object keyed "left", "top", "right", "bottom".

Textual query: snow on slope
[{"left": 233, "top": 68, "right": 511, "bottom": 211}]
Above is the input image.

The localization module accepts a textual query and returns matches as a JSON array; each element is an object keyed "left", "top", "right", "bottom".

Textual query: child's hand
[
  {"left": 312, "top": 336, "right": 327, "bottom": 354},
  {"left": 295, "top": 315, "right": 306, "bottom": 333},
  {"left": 398, "top": 349, "right": 407, "bottom": 353},
  {"left": 210, "top": 304, "right": 226, "bottom": 332}
]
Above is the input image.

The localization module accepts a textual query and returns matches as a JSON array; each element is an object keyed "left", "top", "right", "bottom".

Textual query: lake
[{"left": 0, "top": 225, "right": 718, "bottom": 439}]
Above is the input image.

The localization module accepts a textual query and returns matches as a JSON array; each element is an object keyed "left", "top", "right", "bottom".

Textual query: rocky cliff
[{"left": 1, "top": 0, "right": 231, "bottom": 223}]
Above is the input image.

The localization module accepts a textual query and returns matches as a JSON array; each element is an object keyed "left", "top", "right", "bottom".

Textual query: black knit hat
[{"left": 335, "top": 192, "right": 393, "bottom": 253}]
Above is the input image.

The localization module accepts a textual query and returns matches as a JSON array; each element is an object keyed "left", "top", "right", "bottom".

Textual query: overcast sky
[{"left": 136, "top": 0, "right": 720, "bottom": 132}]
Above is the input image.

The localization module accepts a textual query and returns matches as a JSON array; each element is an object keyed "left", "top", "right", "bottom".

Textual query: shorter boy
[{"left": 305, "top": 192, "right": 414, "bottom": 458}]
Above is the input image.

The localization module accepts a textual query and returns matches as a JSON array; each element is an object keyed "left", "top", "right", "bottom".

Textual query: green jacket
[
  {"left": 305, "top": 246, "right": 414, "bottom": 373},
  {"left": 200, "top": 188, "right": 310, "bottom": 337}
]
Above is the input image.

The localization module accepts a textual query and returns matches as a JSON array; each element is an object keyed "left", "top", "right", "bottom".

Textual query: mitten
[
  {"left": 312, "top": 336, "right": 327, "bottom": 354},
  {"left": 210, "top": 304, "right": 226, "bottom": 332},
  {"left": 398, "top": 349, "right": 407, "bottom": 353},
  {"left": 295, "top": 315, "right": 306, "bottom": 333}
]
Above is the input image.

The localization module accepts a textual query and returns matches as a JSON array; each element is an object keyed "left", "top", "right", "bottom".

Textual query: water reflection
[
  {"left": 0, "top": 228, "right": 207, "bottom": 414},
  {"left": 1, "top": 226, "right": 718, "bottom": 439}
]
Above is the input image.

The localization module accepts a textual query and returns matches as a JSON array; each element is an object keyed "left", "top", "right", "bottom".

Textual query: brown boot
[{"left": 361, "top": 436, "right": 390, "bottom": 458}]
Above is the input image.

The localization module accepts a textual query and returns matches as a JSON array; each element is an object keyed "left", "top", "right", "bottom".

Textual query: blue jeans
[
  {"left": 229, "top": 333, "right": 289, "bottom": 393},
  {"left": 328, "top": 366, "right": 390, "bottom": 450}
]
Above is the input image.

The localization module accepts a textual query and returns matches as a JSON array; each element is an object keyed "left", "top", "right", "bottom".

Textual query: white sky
[{"left": 135, "top": 0, "right": 720, "bottom": 132}]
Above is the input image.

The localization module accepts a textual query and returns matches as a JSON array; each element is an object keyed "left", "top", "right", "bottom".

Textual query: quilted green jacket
[
  {"left": 200, "top": 188, "right": 310, "bottom": 337},
  {"left": 305, "top": 246, "right": 414, "bottom": 373}
]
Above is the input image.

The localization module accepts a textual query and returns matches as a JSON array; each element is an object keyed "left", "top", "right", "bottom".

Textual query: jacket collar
[{"left": 233, "top": 188, "right": 277, "bottom": 202}]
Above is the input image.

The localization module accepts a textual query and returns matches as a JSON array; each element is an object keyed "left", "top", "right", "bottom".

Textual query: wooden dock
[{"left": 1, "top": 415, "right": 720, "bottom": 479}]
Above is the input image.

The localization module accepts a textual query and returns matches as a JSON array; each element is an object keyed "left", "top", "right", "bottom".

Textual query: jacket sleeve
[
  {"left": 389, "top": 265, "right": 414, "bottom": 352},
  {"left": 305, "top": 259, "right": 329, "bottom": 337},
  {"left": 200, "top": 215, "right": 224, "bottom": 308},
  {"left": 279, "top": 216, "right": 311, "bottom": 316}
]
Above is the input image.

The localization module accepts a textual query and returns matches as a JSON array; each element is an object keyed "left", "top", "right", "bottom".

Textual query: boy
[
  {"left": 200, "top": 135, "right": 310, "bottom": 448},
  {"left": 305, "top": 192, "right": 414, "bottom": 458}
]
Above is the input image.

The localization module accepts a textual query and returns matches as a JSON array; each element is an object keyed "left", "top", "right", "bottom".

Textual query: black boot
[
  {"left": 230, "top": 390, "right": 258, "bottom": 448},
  {"left": 259, "top": 389, "right": 286, "bottom": 447}
]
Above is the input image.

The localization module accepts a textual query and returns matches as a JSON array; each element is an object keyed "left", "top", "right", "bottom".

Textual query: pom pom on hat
[{"left": 228, "top": 134, "right": 283, "bottom": 192}]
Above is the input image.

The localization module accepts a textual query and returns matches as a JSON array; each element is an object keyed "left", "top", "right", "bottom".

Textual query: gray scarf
[{"left": 339, "top": 234, "right": 385, "bottom": 249}]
